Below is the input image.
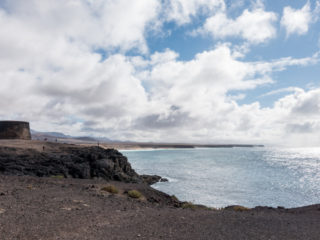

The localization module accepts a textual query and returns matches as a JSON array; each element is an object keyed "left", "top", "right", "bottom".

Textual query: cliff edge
[{"left": 0, "top": 141, "right": 153, "bottom": 183}]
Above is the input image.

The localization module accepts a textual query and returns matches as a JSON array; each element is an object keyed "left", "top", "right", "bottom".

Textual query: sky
[{"left": 0, "top": 0, "right": 320, "bottom": 146}]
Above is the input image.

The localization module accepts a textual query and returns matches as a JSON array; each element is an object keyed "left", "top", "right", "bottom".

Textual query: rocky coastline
[
  {"left": 0, "top": 140, "right": 319, "bottom": 240},
  {"left": 0, "top": 141, "right": 168, "bottom": 185}
]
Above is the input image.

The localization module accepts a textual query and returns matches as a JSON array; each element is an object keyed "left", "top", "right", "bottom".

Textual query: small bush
[
  {"left": 182, "top": 202, "right": 215, "bottom": 210},
  {"left": 182, "top": 202, "right": 197, "bottom": 210},
  {"left": 171, "top": 195, "right": 179, "bottom": 201},
  {"left": 224, "top": 205, "right": 250, "bottom": 211},
  {"left": 128, "top": 190, "right": 142, "bottom": 199},
  {"left": 233, "top": 205, "right": 250, "bottom": 211},
  {"left": 101, "top": 185, "right": 119, "bottom": 194}
]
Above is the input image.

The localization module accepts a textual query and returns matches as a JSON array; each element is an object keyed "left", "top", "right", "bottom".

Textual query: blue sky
[
  {"left": 0, "top": 0, "right": 319, "bottom": 146},
  {"left": 146, "top": 0, "right": 320, "bottom": 107}
]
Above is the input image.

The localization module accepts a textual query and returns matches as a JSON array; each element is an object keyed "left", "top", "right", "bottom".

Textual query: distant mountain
[
  {"left": 31, "top": 130, "right": 69, "bottom": 139},
  {"left": 30, "top": 129, "right": 264, "bottom": 147},
  {"left": 31, "top": 129, "right": 115, "bottom": 143},
  {"left": 96, "top": 137, "right": 116, "bottom": 143},
  {"left": 74, "top": 136, "right": 97, "bottom": 142}
]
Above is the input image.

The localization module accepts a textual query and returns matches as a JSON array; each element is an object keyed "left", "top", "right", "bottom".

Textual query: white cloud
[
  {"left": 270, "top": 89, "right": 320, "bottom": 146},
  {"left": 0, "top": 0, "right": 160, "bottom": 54},
  {"left": 127, "top": 45, "right": 319, "bottom": 145},
  {"left": 260, "top": 87, "right": 303, "bottom": 97},
  {"left": 163, "top": 0, "right": 225, "bottom": 25},
  {"left": 0, "top": 0, "right": 320, "bottom": 146},
  {"left": 252, "top": 52, "right": 319, "bottom": 74},
  {"left": 197, "top": 3, "right": 277, "bottom": 44},
  {"left": 280, "top": 2, "right": 316, "bottom": 36},
  {"left": 0, "top": 0, "right": 157, "bottom": 134}
]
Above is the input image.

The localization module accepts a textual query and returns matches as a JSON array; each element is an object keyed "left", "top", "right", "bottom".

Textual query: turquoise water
[{"left": 121, "top": 147, "right": 320, "bottom": 208}]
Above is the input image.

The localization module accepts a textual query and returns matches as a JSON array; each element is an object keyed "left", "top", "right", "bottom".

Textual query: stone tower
[{"left": 0, "top": 121, "right": 31, "bottom": 140}]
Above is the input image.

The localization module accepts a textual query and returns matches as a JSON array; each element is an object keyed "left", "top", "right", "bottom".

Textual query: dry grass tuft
[
  {"left": 128, "top": 190, "right": 142, "bottom": 199},
  {"left": 232, "top": 205, "right": 250, "bottom": 211},
  {"left": 224, "top": 205, "right": 250, "bottom": 211},
  {"left": 101, "top": 185, "right": 119, "bottom": 194},
  {"left": 182, "top": 202, "right": 197, "bottom": 210}
]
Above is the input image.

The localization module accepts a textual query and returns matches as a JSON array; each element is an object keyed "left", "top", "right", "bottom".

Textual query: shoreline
[
  {"left": 99, "top": 142, "right": 265, "bottom": 150},
  {"left": 29, "top": 138, "right": 264, "bottom": 150},
  {"left": 0, "top": 139, "right": 317, "bottom": 209}
]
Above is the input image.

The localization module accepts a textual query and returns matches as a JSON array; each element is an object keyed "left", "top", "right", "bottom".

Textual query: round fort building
[{"left": 0, "top": 121, "right": 31, "bottom": 140}]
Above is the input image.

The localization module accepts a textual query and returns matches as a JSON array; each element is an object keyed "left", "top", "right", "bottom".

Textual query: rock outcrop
[
  {"left": 140, "top": 175, "right": 169, "bottom": 185},
  {"left": 0, "top": 145, "right": 143, "bottom": 183}
]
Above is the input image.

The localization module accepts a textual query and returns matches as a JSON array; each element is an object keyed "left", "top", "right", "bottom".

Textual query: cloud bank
[{"left": 0, "top": 0, "right": 319, "bottom": 146}]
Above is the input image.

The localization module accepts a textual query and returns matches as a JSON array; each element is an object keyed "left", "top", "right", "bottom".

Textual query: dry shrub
[
  {"left": 101, "top": 185, "right": 119, "bottom": 194},
  {"left": 128, "top": 190, "right": 142, "bottom": 199},
  {"left": 224, "top": 205, "right": 250, "bottom": 211}
]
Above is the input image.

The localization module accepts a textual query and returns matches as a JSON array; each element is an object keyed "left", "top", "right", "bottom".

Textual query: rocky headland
[
  {"left": 0, "top": 140, "right": 319, "bottom": 240},
  {"left": 0, "top": 140, "right": 167, "bottom": 185}
]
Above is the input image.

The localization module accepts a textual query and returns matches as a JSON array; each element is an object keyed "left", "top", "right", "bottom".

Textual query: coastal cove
[
  {"left": 0, "top": 140, "right": 319, "bottom": 239},
  {"left": 2, "top": 0, "right": 320, "bottom": 238},
  {"left": 122, "top": 147, "right": 320, "bottom": 208}
]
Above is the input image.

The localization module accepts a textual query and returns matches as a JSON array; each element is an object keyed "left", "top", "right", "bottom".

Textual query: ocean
[{"left": 121, "top": 147, "right": 320, "bottom": 208}]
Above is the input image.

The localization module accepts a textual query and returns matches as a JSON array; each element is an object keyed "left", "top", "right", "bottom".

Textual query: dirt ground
[{"left": 0, "top": 175, "right": 319, "bottom": 240}]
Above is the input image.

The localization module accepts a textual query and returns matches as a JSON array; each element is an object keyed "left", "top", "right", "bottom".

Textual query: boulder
[{"left": 141, "top": 174, "right": 169, "bottom": 185}]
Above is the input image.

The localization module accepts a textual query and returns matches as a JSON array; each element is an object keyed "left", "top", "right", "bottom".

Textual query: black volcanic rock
[
  {"left": 141, "top": 174, "right": 169, "bottom": 185},
  {"left": 0, "top": 146, "right": 142, "bottom": 183}
]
